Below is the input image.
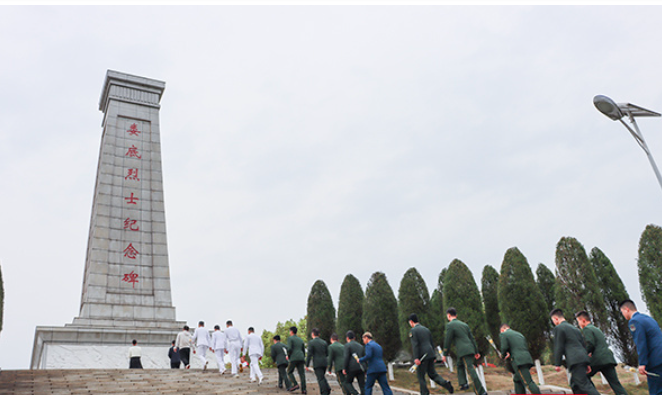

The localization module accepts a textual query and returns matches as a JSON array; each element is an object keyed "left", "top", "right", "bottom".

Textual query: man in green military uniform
[
  {"left": 271, "top": 335, "right": 294, "bottom": 390},
  {"left": 343, "top": 330, "right": 366, "bottom": 395},
  {"left": 287, "top": 326, "right": 307, "bottom": 394},
  {"left": 442, "top": 308, "right": 487, "bottom": 395},
  {"left": 306, "top": 328, "right": 331, "bottom": 395},
  {"left": 328, "top": 333, "right": 349, "bottom": 395},
  {"left": 575, "top": 311, "right": 628, "bottom": 395},
  {"left": 408, "top": 313, "right": 454, "bottom": 395},
  {"left": 550, "top": 309, "right": 600, "bottom": 395},
  {"left": 499, "top": 324, "right": 541, "bottom": 395}
]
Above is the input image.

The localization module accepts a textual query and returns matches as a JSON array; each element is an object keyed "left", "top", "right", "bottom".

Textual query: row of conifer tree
[{"left": 303, "top": 223, "right": 662, "bottom": 367}]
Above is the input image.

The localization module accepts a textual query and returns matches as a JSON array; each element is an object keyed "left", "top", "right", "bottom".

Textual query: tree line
[{"left": 302, "top": 223, "right": 662, "bottom": 368}]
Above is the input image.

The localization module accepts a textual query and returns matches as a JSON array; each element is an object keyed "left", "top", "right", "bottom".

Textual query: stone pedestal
[{"left": 31, "top": 70, "right": 184, "bottom": 369}]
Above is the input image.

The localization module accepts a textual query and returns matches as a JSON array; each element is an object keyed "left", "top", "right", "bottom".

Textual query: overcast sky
[{"left": 1, "top": 6, "right": 661, "bottom": 370}]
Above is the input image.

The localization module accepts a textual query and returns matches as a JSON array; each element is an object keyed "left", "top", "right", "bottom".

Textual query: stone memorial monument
[{"left": 31, "top": 70, "right": 185, "bottom": 369}]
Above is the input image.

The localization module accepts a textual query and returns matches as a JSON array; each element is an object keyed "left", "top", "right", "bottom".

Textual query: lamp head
[{"left": 594, "top": 95, "right": 624, "bottom": 121}]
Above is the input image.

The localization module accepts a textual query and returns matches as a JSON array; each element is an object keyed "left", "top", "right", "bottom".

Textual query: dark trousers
[
  {"left": 512, "top": 364, "right": 540, "bottom": 395},
  {"left": 569, "top": 363, "right": 600, "bottom": 395},
  {"left": 457, "top": 355, "right": 485, "bottom": 395},
  {"left": 129, "top": 357, "right": 143, "bottom": 369},
  {"left": 170, "top": 361, "right": 181, "bottom": 369},
  {"left": 278, "top": 364, "right": 292, "bottom": 389},
  {"left": 646, "top": 364, "right": 662, "bottom": 395},
  {"left": 366, "top": 372, "right": 392, "bottom": 395},
  {"left": 335, "top": 369, "right": 349, "bottom": 395},
  {"left": 417, "top": 358, "right": 451, "bottom": 395},
  {"left": 288, "top": 361, "right": 306, "bottom": 391},
  {"left": 344, "top": 369, "right": 366, "bottom": 395},
  {"left": 588, "top": 364, "right": 627, "bottom": 395},
  {"left": 179, "top": 348, "right": 191, "bottom": 367},
  {"left": 315, "top": 367, "right": 331, "bottom": 395}
]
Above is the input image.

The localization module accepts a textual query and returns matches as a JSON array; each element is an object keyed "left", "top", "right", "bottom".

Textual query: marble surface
[{"left": 40, "top": 344, "right": 228, "bottom": 370}]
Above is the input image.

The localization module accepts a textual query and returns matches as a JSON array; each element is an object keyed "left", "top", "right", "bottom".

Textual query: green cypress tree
[
  {"left": 590, "top": 247, "right": 638, "bottom": 366},
  {"left": 555, "top": 237, "right": 608, "bottom": 332},
  {"left": 429, "top": 288, "right": 444, "bottom": 348},
  {"left": 337, "top": 274, "right": 364, "bottom": 341},
  {"left": 398, "top": 267, "right": 431, "bottom": 353},
  {"left": 536, "top": 263, "right": 556, "bottom": 312},
  {"left": 638, "top": 224, "right": 662, "bottom": 324},
  {"left": 481, "top": 265, "right": 501, "bottom": 349},
  {"left": 498, "top": 247, "right": 549, "bottom": 359},
  {"left": 363, "top": 271, "right": 401, "bottom": 361},
  {"left": 306, "top": 280, "right": 336, "bottom": 342},
  {"left": 443, "top": 259, "right": 489, "bottom": 356}
]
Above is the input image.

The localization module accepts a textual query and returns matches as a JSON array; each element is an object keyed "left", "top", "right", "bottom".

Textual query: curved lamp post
[{"left": 593, "top": 95, "right": 662, "bottom": 192}]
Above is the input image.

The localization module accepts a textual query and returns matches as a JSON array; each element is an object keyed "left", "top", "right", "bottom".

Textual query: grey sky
[{"left": 1, "top": 6, "right": 661, "bottom": 369}]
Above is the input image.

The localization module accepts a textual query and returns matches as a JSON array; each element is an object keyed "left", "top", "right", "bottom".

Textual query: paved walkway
[{"left": 0, "top": 368, "right": 573, "bottom": 395}]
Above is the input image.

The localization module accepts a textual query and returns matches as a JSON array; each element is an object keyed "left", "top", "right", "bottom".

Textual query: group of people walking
[
  {"left": 133, "top": 297, "right": 662, "bottom": 395},
  {"left": 167, "top": 320, "right": 266, "bottom": 383}
]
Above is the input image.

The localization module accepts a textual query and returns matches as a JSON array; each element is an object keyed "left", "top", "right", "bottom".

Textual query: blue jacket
[
  {"left": 359, "top": 340, "right": 387, "bottom": 374},
  {"left": 630, "top": 311, "right": 662, "bottom": 368}
]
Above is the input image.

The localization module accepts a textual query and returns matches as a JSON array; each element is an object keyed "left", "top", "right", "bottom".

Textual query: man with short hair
[
  {"left": 408, "top": 313, "right": 454, "bottom": 395},
  {"left": 550, "top": 308, "right": 600, "bottom": 395},
  {"left": 211, "top": 324, "right": 227, "bottom": 374},
  {"left": 499, "top": 323, "right": 541, "bottom": 395},
  {"left": 575, "top": 311, "right": 628, "bottom": 395},
  {"left": 287, "top": 326, "right": 307, "bottom": 394},
  {"left": 225, "top": 320, "right": 243, "bottom": 377},
  {"left": 359, "top": 331, "right": 393, "bottom": 395},
  {"left": 192, "top": 321, "right": 211, "bottom": 370},
  {"left": 271, "top": 335, "right": 293, "bottom": 390},
  {"left": 168, "top": 340, "right": 181, "bottom": 369},
  {"left": 343, "top": 330, "right": 366, "bottom": 395},
  {"left": 175, "top": 325, "right": 193, "bottom": 369},
  {"left": 620, "top": 299, "right": 662, "bottom": 395},
  {"left": 306, "top": 328, "right": 331, "bottom": 395},
  {"left": 243, "top": 327, "right": 264, "bottom": 384},
  {"left": 328, "top": 333, "right": 349, "bottom": 395},
  {"left": 442, "top": 308, "right": 486, "bottom": 395}
]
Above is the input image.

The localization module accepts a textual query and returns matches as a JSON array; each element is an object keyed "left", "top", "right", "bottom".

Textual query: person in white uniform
[
  {"left": 225, "top": 320, "right": 243, "bottom": 377},
  {"left": 243, "top": 327, "right": 265, "bottom": 384},
  {"left": 192, "top": 321, "right": 211, "bottom": 370},
  {"left": 211, "top": 324, "right": 227, "bottom": 374}
]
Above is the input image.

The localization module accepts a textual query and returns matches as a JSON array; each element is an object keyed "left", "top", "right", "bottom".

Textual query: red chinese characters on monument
[
  {"left": 125, "top": 145, "right": 142, "bottom": 159},
  {"left": 126, "top": 123, "right": 141, "bottom": 136},
  {"left": 123, "top": 243, "right": 140, "bottom": 259},
  {"left": 124, "top": 192, "right": 139, "bottom": 205},
  {"left": 124, "top": 218, "right": 139, "bottom": 231},
  {"left": 125, "top": 168, "right": 140, "bottom": 181},
  {"left": 122, "top": 270, "right": 139, "bottom": 288}
]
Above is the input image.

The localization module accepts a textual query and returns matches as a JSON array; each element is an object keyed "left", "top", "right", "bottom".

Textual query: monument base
[{"left": 31, "top": 322, "right": 188, "bottom": 369}]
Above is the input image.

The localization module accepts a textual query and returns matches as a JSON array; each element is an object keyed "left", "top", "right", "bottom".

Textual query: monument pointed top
[{"left": 99, "top": 69, "right": 166, "bottom": 114}]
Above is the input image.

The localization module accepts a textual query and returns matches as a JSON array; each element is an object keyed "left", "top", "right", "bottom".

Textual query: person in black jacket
[{"left": 168, "top": 340, "right": 181, "bottom": 369}]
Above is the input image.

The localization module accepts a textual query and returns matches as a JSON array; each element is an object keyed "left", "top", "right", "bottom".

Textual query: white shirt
[
  {"left": 225, "top": 326, "right": 242, "bottom": 345},
  {"left": 128, "top": 346, "right": 142, "bottom": 358},
  {"left": 176, "top": 330, "right": 193, "bottom": 349},
  {"left": 243, "top": 332, "right": 264, "bottom": 357},
  {"left": 212, "top": 330, "right": 227, "bottom": 350},
  {"left": 192, "top": 326, "right": 211, "bottom": 347}
]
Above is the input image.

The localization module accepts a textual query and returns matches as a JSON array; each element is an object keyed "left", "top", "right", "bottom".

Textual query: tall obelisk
[{"left": 32, "top": 70, "right": 184, "bottom": 369}]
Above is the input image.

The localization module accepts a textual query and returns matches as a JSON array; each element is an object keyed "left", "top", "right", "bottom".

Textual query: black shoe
[
  {"left": 279, "top": 384, "right": 283, "bottom": 389},
  {"left": 302, "top": 391, "right": 307, "bottom": 395},
  {"left": 288, "top": 385, "right": 300, "bottom": 392},
  {"left": 442, "top": 381, "right": 454, "bottom": 394},
  {"left": 459, "top": 384, "right": 469, "bottom": 391},
  {"left": 479, "top": 392, "right": 488, "bottom": 395}
]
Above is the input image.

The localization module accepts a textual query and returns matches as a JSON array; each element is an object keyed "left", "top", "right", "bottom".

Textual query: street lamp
[{"left": 593, "top": 94, "right": 662, "bottom": 192}]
